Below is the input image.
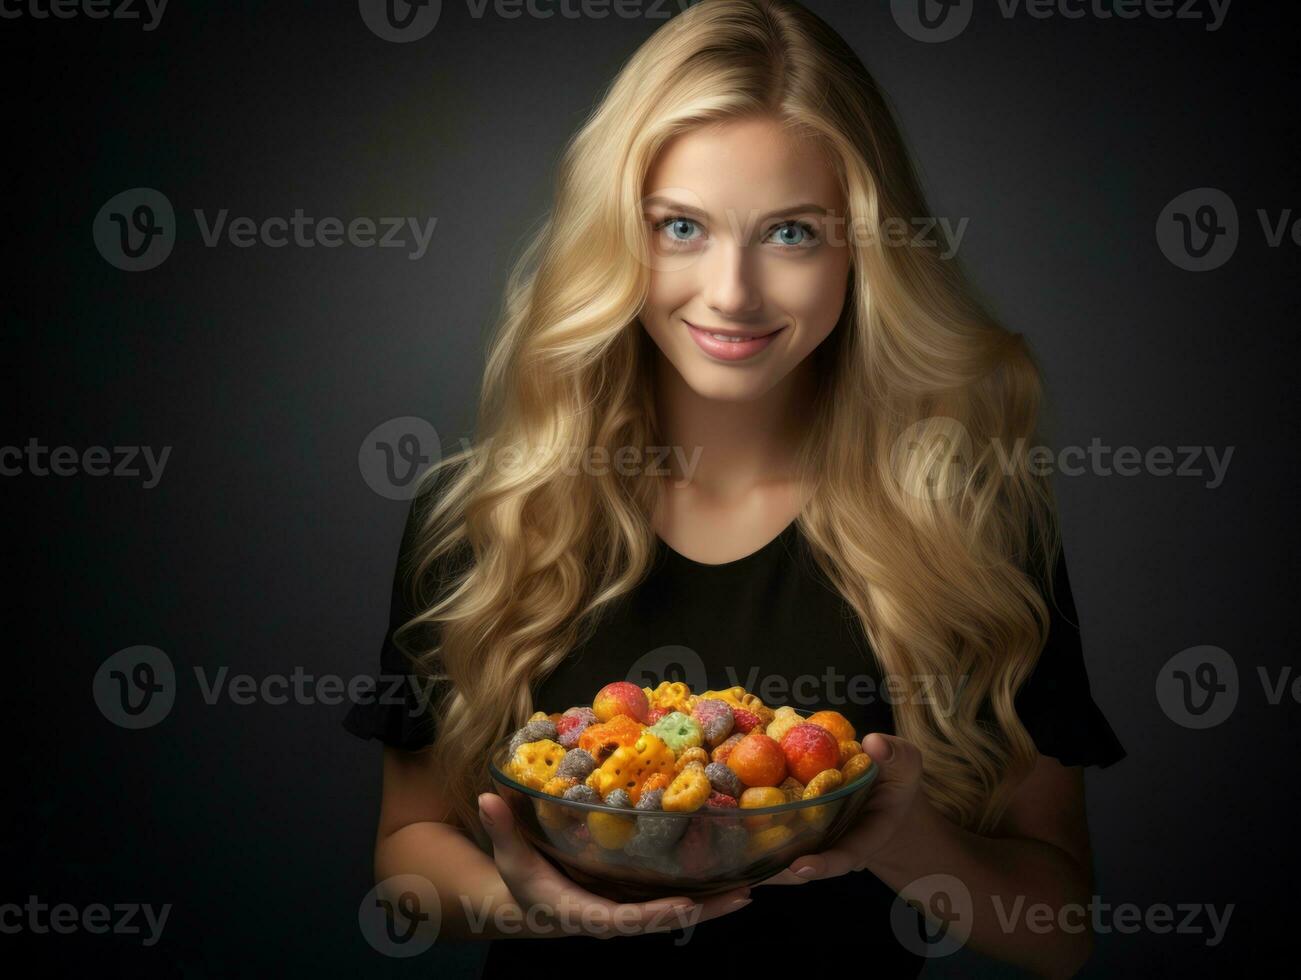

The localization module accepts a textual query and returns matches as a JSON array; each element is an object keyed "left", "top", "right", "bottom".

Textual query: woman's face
[{"left": 638, "top": 116, "right": 852, "bottom": 403}]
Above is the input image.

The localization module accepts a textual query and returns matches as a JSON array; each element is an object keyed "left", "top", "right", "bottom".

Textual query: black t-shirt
[{"left": 343, "top": 504, "right": 1126, "bottom": 977}]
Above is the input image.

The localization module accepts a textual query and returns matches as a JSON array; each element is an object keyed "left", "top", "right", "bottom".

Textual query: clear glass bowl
[{"left": 487, "top": 707, "right": 879, "bottom": 902}]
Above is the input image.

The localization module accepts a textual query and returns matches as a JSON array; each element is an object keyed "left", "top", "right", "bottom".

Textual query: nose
[{"left": 698, "top": 236, "right": 764, "bottom": 319}]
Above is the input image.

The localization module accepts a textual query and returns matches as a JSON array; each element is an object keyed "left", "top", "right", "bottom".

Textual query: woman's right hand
[{"left": 476, "top": 791, "right": 753, "bottom": 939}]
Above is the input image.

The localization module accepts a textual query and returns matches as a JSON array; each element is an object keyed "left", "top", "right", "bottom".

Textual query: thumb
[
  {"left": 477, "top": 792, "right": 522, "bottom": 850},
  {"left": 861, "top": 732, "right": 922, "bottom": 789}
]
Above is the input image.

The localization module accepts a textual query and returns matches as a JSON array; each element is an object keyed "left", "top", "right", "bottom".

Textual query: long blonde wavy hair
[{"left": 396, "top": 0, "right": 1061, "bottom": 840}]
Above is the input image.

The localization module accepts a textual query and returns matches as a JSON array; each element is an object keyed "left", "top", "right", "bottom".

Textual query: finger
[
  {"left": 751, "top": 868, "right": 808, "bottom": 887},
  {"left": 642, "top": 886, "right": 754, "bottom": 933},
  {"left": 779, "top": 844, "right": 863, "bottom": 881}
]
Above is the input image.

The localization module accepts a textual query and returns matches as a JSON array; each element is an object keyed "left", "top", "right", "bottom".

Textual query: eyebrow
[{"left": 642, "top": 196, "right": 829, "bottom": 222}]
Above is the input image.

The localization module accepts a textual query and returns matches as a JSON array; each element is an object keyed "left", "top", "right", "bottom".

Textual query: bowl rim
[{"left": 487, "top": 704, "right": 879, "bottom": 817}]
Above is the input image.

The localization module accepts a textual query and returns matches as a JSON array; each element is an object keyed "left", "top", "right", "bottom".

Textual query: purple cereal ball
[
  {"left": 691, "top": 699, "right": 735, "bottom": 746},
  {"left": 704, "top": 761, "right": 743, "bottom": 799},
  {"left": 556, "top": 748, "right": 596, "bottom": 781},
  {"left": 563, "top": 784, "right": 600, "bottom": 805}
]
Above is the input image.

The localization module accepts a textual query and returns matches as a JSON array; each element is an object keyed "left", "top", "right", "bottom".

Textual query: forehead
[{"left": 644, "top": 117, "right": 843, "bottom": 212}]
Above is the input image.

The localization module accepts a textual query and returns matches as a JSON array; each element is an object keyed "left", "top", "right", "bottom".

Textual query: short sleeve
[
  {"left": 1014, "top": 543, "right": 1127, "bottom": 768},
  {"left": 342, "top": 480, "right": 457, "bottom": 752}
]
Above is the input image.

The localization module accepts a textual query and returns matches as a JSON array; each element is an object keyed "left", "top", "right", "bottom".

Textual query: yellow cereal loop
[
  {"left": 764, "top": 705, "right": 802, "bottom": 744},
  {"left": 838, "top": 739, "right": 864, "bottom": 766},
  {"left": 778, "top": 776, "right": 805, "bottom": 803},
  {"left": 504, "top": 739, "right": 566, "bottom": 790},
  {"left": 841, "top": 753, "right": 873, "bottom": 784},
  {"left": 674, "top": 746, "right": 709, "bottom": 772},
  {"left": 586, "top": 811, "right": 636, "bottom": 849},
  {"left": 645, "top": 680, "right": 693, "bottom": 714},
  {"left": 739, "top": 786, "right": 788, "bottom": 830},
  {"left": 662, "top": 768, "right": 711, "bottom": 812},
  {"left": 745, "top": 823, "right": 795, "bottom": 858},
  {"left": 800, "top": 768, "right": 845, "bottom": 828},
  {"left": 537, "top": 776, "right": 577, "bottom": 829}
]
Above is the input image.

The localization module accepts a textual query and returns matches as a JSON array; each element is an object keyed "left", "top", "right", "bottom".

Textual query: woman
[{"left": 344, "top": 1, "right": 1126, "bottom": 975}]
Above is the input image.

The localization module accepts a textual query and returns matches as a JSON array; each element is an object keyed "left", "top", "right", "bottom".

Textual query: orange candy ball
[{"left": 726, "top": 732, "right": 788, "bottom": 787}]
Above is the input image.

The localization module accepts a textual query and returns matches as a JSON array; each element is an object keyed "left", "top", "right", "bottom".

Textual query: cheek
[{"left": 767, "top": 253, "right": 851, "bottom": 335}]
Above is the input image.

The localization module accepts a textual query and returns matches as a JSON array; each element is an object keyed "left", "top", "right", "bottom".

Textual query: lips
[{"left": 684, "top": 321, "right": 785, "bottom": 362}]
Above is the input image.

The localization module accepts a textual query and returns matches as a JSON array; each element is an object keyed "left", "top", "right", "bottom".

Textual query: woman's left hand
[{"left": 752, "top": 732, "right": 923, "bottom": 887}]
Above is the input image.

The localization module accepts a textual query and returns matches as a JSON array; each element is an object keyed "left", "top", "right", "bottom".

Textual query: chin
[{"left": 674, "top": 360, "right": 783, "bottom": 403}]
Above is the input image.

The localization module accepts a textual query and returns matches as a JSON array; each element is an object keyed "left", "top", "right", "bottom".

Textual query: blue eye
[
  {"left": 650, "top": 215, "right": 820, "bottom": 249},
  {"left": 654, "top": 216, "right": 703, "bottom": 244},
  {"left": 767, "top": 221, "right": 819, "bottom": 247}
]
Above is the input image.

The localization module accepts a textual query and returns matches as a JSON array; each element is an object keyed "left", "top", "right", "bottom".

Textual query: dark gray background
[{"left": 5, "top": 0, "right": 1295, "bottom": 975}]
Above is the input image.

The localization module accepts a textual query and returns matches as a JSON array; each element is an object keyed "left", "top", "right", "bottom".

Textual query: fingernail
[
  {"left": 794, "top": 864, "right": 816, "bottom": 877},
  {"left": 875, "top": 737, "right": 894, "bottom": 762},
  {"left": 727, "top": 898, "right": 752, "bottom": 912},
  {"left": 477, "top": 795, "right": 494, "bottom": 827}
]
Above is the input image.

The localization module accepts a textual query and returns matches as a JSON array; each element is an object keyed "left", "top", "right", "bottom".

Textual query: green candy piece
[{"left": 647, "top": 711, "right": 703, "bottom": 755}]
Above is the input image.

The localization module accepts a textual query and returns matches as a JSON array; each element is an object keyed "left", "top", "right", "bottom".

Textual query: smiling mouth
[{"left": 683, "top": 321, "right": 785, "bottom": 342}]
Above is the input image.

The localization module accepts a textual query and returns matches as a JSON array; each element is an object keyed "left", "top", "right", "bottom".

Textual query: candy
[
  {"left": 763, "top": 705, "right": 803, "bottom": 745},
  {"left": 691, "top": 698, "right": 735, "bottom": 746},
  {"left": 587, "top": 810, "right": 636, "bottom": 849},
  {"left": 799, "top": 768, "right": 845, "bottom": 827},
  {"left": 710, "top": 732, "right": 746, "bottom": 765},
  {"left": 555, "top": 707, "right": 598, "bottom": 749},
  {"left": 644, "top": 680, "right": 694, "bottom": 715},
  {"left": 505, "top": 738, "right": 566, "bottom": 790},
  {"left": 562, "top": 784, "right": 600, "bottom": 805},
  {"left": 604, "top": 788, "right": 634, "bottom": 809},
  {"left": 806, "top": 710, "right": 856, "bottom": 743},
  {"left": 593, "top": 681, "right": 651, "bottom": 724},
  {"left": 589, "top": 733, "right": 676, "bottom": 803},
  {"left": 556, "top": 747, "right": 597, "bottom": 782},
  {"left": 507, "top": 719, "right": 558, "bottom": 758},
  {"left": 662, "top": 767, "right": 711, "bottom": 812},
  {"left": 538, "top": 776, "right": 578, "bottom": 828},
  {"left": 700, "top": 687, "right": 774, "bottom": 727},
  {"left": 738, "top": 786, "right": 788, "bottom": 824},
  {"left": 841, "top": 752, "right": 873, "bottom": 784},
  {"left": 727, "top": 732, "right": 788, "bottom": 788},
  {"left": 674, "top": 746, "right": 709, "bottom": 772},
  {"left": 577, "top": 714, "right": 644, "bottom": 763},
  {"left": 675, "top": 819, "right": 716, "bottom": 875},
  {"left": 704, "top": 761, "right": 744, "bottom": 799},
  {"left": 731, "top": 707, "right": 763, "bottom": 734},
  {"left": 647, "top": 711, "right": 704, "bottom": 755},
  {"left": 838, "top": 739, "right": 864, "bottom": 766}
]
